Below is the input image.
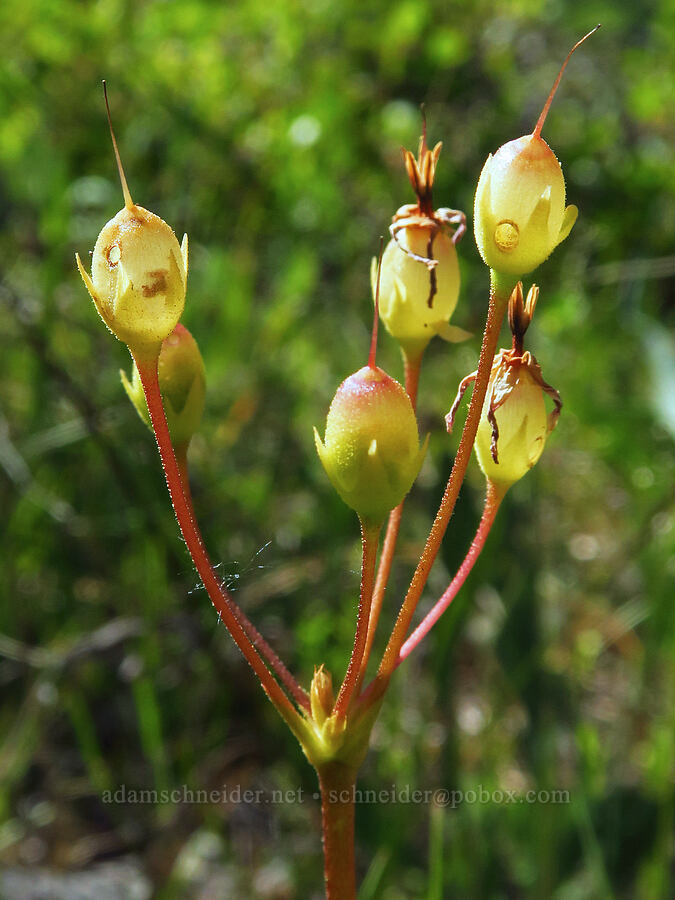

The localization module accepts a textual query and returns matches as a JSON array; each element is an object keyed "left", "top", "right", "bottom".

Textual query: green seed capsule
[
  {"left": 314, "top": 365, "right": 427, "bottom": 527},
  {"left": 374, "top": 129, "right": 467, "bottom": 357},
  {"left": 121, "top": 323, "right": 206, "bottom": 448}
]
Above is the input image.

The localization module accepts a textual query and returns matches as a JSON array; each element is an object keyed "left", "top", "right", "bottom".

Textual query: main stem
[
  {"left": 372, "top": 271, "right": 515, "bottom": 689},
  {"left": 358, "top": 350, "right": 423, "bottom": 686},
  {"left": 135, "top": 356, "right": 310, "bottom": 740},
  {"left": 319, "top": 763, "right": 358, "bottom": 900},
  {"left": 397, "top": 479, "right": 504, "bottom": 665},
  {"left": 334, "top": 522, "right": 381, "bottom": 720}
]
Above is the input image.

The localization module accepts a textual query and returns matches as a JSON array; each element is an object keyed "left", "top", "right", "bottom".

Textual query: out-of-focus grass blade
[{"left": 427, "top": 801, "right": 445, "bottom": 900}]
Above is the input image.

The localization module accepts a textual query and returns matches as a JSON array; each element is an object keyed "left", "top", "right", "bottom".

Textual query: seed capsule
[
  {"left": 375, "top": 125, "right": 467, "bottom": 356},
  {"left": 314, "top": 365, "right": 427, "bottom": 526},
  {"left": 474, "top": 134, "right": 577, "bottom": 276},
  {"left": 121, "top": 323, "right": 206, "bottom": 448},
  {"left": 474, "top": 27, "right": 599, "bottom": 277},
  {"left": 76, "top": 84, "right": 188, "bottom": 354},
  {"left": 375, "top": 225, "right": 460, "bottom": 347},
  {"left": 474, "top": 352, "right": 552, "bottom": 486},
  {"left": 447, "top": 282, "right": 562, "bottom": 489}
]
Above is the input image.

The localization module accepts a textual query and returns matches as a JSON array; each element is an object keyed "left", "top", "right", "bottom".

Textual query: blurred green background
[{"left": 0, "top": 0, "right": 673, "bottom": 897}]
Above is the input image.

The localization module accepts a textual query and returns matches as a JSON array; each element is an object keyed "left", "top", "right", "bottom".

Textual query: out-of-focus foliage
[{"left": 0, "top": 0, "right": 673, "bottom": 897}]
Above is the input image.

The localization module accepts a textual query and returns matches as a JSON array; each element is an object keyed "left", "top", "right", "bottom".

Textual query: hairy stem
[
  {"left": 174, "top": 440, "right": 309, "bottom": 710},
  {"left": 135, "top": 355, "right": 311, "bottom": 738},
  {"left": 369, "top": 271, "right": 515, "bottom": 694},
  {"left": 402, "top": 347, "right": 423, "bottom": 408},
  {"left": 319, "top": 763, "right": 358, "bottom": 900},
  {"left": 397, "top": 479, "right": 504, "bottom": 665},
  {"left": 334, "top": 522, "right": 381, "bottom": 721},
  {"left": 174, "top": 443, "right": 194, "bottom": 515},
  {"left": 357, "top": 350, "right": 423, "bottom": 689}
]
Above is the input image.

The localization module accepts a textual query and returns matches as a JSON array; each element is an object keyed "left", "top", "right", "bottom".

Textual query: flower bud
[
  {"left": 314, "top": 365, "right": 427, "bottom": 526},
  {"left": 121, "top": 323, "right": 206, "bottom": 447},
  {"left": 76, "top": 84, "right": 188, "bottom": 354},
  {"left": 310, "top": 665, "right": 335, "bottom": 728},
  {"left": 472, "top": 351, "right": 561, "bottom": 488},
  {"left": 473, "top": 27, "right": 599, "bottom": 277}
]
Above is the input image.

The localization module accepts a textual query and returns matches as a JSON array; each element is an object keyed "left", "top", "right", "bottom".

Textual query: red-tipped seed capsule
[{"left": 314, "top": 365, "right": 427, "bottom": 527}]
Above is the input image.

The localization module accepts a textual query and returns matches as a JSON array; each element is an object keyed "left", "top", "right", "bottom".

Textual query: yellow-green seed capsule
[
  {"left": 121, "top": 323, "right": 206, "bottom": 448},
  {"left": 474, "top": 28, "right": 598, "bottom": 278},
  {"left": 474, "top": 135, "right": 577, "bottom": 277},
  {"left": 447, "top": 279, "right": 562, "bottom": 491},
  {"left": 375, "top": 226, "right": 460, "bottom": 346},
  {"left": 474, "top": 354, "right": 550, "bottom": 487},
  {"left": 375, "top": 129, "right": 467, "bottom": 357},
  {"left": 78, "top": 205, "right": 187, "bottom": 349},
  {"left": 76, "top": 85, "right": 188, "bottom": 355},
  {"left": 314, "top": 365, "right": 427, "bottom": 527}
]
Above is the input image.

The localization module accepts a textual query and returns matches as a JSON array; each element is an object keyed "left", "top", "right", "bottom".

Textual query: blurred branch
[
  {"left": 0, "top": 411, "right": 80, "bottom": 526},
  {"left": 588, "top": 255, "right": 675, "bottom": 284},
  {"left": 0, "top": 617, "right": 143, "bottom": 671}
]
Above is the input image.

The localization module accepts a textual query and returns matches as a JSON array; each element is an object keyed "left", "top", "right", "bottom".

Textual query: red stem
[
  {"left": 402, "top": 348, "right": 423, "bottom": 408},
  {"left": 174, "top": 442, "right": 309, "bottom": 711},
  {"left": 356, "top": 350, "right": 422, "bottom": 689},
  {"left": 319, "top": 763, "right": 357, "bottom": 900},
  {"left": 334, "top": 521, "right": 381, "bottom": 721},
  {"left": 396, "top": 480, "right": 504, "bottom": 665},
  {"left": 174, "top": 443, "right": 194, "bottom": 514},
  {"left": 367, "top": 271, "right": 515, "bottom": 696},
  {"left": 135, "top": 355, "right": 311, "bottom": 737}
]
